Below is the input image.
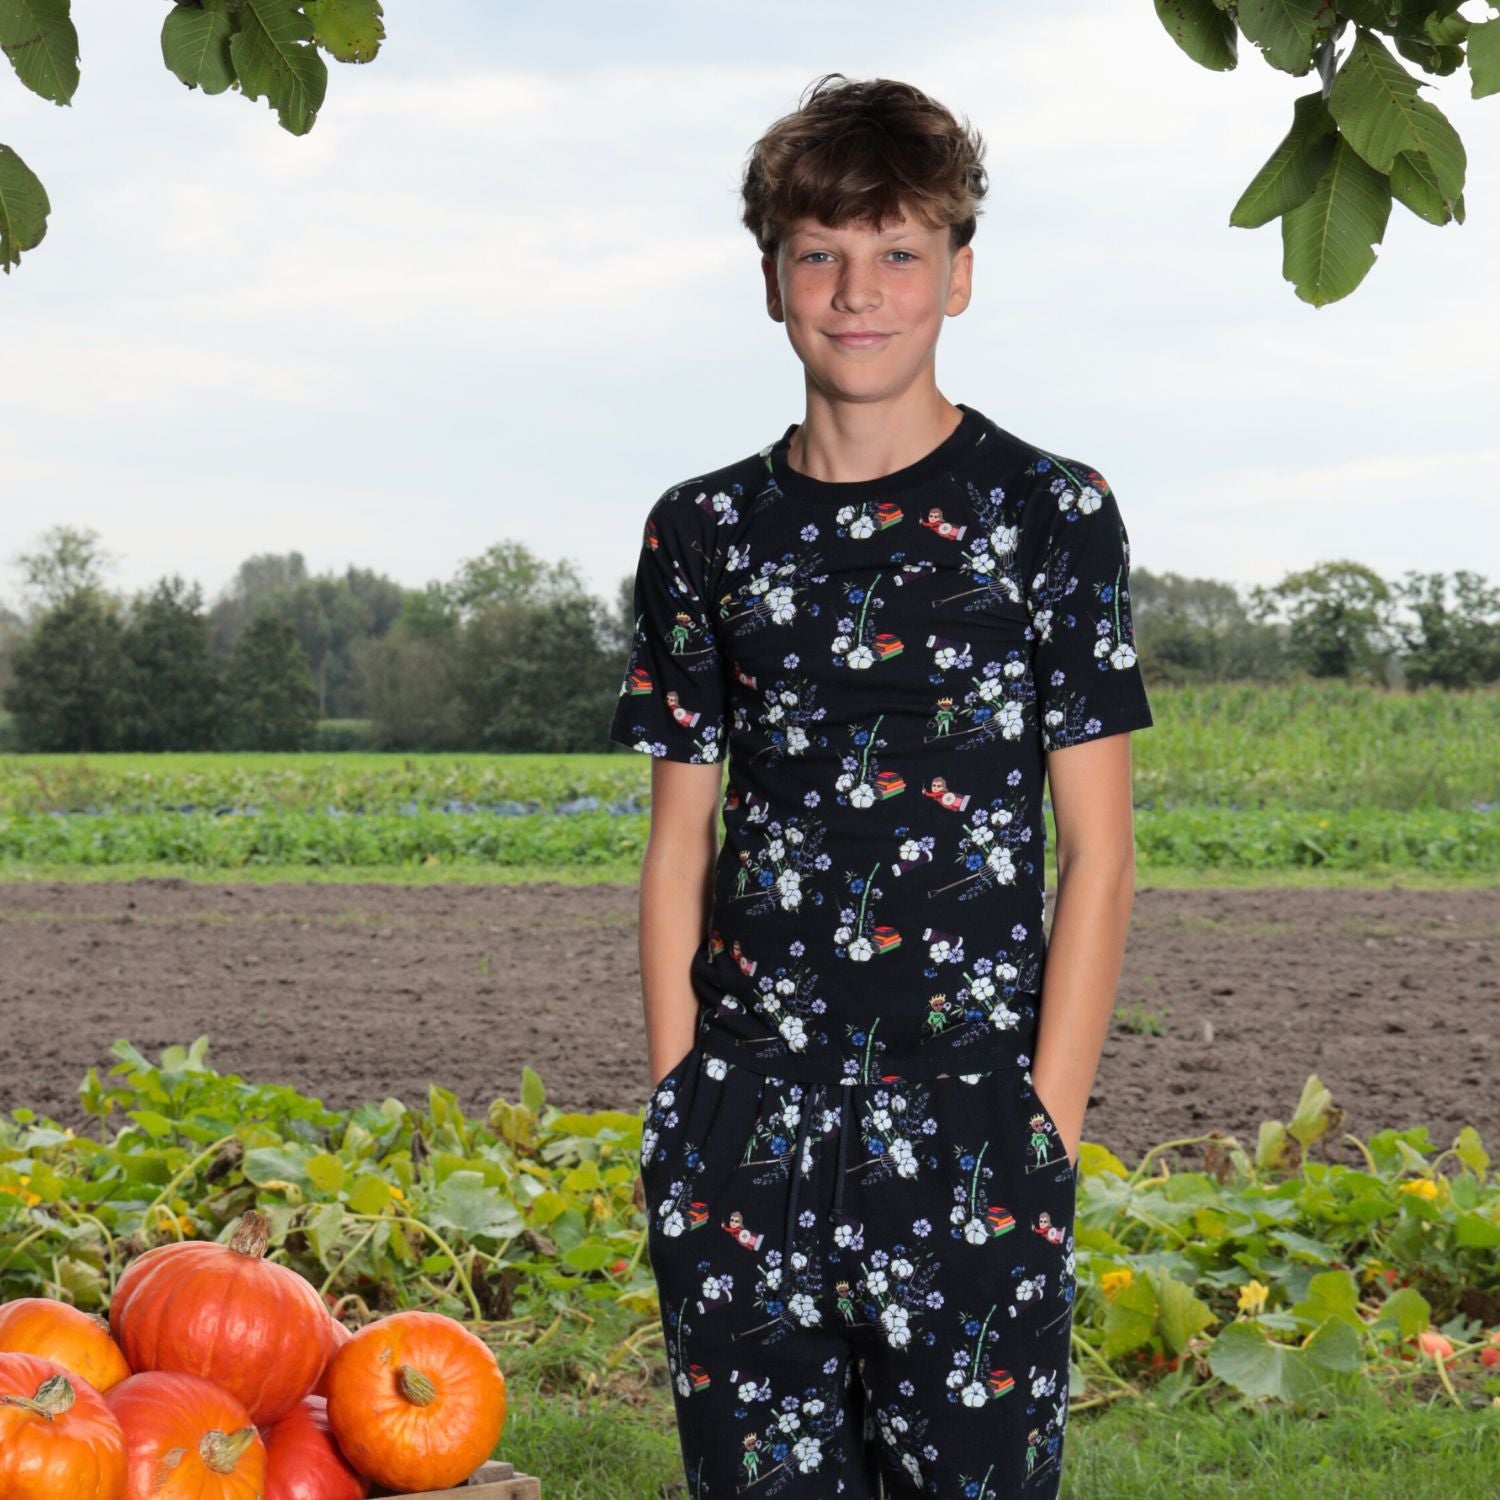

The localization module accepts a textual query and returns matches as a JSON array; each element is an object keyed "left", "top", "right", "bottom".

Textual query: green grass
[{"left": 489, "top": 1332, "right": 1500, "bottom": 1499}]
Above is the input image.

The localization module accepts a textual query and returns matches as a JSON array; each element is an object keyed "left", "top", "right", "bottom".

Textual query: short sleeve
[
  {"left": 1022, "top": 454, "right": 1154, "bottom": 752},
  {"left": 608, "top": 490, "right": 728, "bottom": 764}
]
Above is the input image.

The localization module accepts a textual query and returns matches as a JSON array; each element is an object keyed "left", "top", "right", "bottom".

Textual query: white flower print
[
  {"left": 792, "top": 1435, "right": 823, "bottom": 1472},
  {"left": 846, "top": 644, "right": 875, "bottom": 669},
  {"left": 790, "top": 1292, "right": 821, "bottom": 1326},
  {"left": 768, "top": 585, "right": 797, "bottom": 623},
  {"left": 881, "top": 1303, "right": 911, "bottom": 1348},
  {"left": 847, "top": 936, "right": 873, "bottom": 962},
  {"left": 1076, "top": 482, "right": 1104, "bottom": 514},
  {"left": 961, "top": 1381, "right": 988, "bottom": 1407},
  {"left": 850, "top": 781, "right": 875, "bottom": 808},
  {"left": 1111, "top": 639, "right": 1138, "bottom": 669}
]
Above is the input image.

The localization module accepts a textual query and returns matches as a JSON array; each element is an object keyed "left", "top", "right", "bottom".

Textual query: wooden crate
[{"left": 377, "top": 1460, "right": 540, "bottom": 1498}]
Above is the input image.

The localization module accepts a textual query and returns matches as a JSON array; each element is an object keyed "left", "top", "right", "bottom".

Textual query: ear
[
  {"left": 762, "top": 251, "right": 784, "bottom": 323},
  {"left": 946, "top": 243, "right": 974, "bottom": 317}
]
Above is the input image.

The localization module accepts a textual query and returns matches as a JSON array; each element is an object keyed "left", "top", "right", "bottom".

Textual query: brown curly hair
[{"left": 740, "top": 73, "right": 988, "bottom": 260}]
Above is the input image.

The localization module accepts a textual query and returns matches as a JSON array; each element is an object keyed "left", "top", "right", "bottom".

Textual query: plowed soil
[{"left": 1, "top": 879, "right": 1495, "bottom": 1167}]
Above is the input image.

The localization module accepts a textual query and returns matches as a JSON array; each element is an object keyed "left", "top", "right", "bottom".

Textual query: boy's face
[{"left": 762, "top": 209, "right": 972, "bottom": 403}]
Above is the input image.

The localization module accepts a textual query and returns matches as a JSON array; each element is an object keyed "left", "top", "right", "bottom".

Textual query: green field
[{"left": 2, "top": 683, "right": 1497, "bottom": 885}]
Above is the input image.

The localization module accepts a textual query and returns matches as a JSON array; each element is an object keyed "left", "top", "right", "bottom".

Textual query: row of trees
[{"left": 1, "top": 527, "right": 1496, "bottom": 754}]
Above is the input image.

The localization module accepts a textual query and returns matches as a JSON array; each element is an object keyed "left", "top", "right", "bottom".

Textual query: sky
[{"left": 3, "top": 0, "right": 1498, "bottom": 618}]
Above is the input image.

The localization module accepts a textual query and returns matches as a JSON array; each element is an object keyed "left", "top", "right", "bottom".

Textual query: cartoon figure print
[{"left": 920, "top": 505, "right": 967, "bottom": 542}]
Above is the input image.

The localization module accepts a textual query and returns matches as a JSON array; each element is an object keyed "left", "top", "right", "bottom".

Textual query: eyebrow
[{"left": 791, "top": 226, "right": 918, "bottom": 244}]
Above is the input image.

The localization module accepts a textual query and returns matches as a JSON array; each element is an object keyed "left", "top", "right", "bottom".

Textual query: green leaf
[
  {"left": 521, "top": 1066, "right": 546, "bottom": 1118},
  {"left": 1208, "top": 1316, "right": 1361, "bottom": 1401},
  {"left": 1291, "top": 1268, "right": 1361, "bottom": 1330},
  {"left": 228, "top": 0, "right": 328, "bottom": 136},
  {"left": 1154, "top": 0, "right": 1238, "bottom": 71},
  {"left": 305, "top": 1152, "right": 345, "bottom": 1194},
  {"left": 1281, "top": 135, "right": 1392, "bottom": 305},
  {"left": 560, "top": 1237, "right": 614, "bottom": 1272},
  {"left": 1453, "top": 1124, "right": 1489, "bottom": 1179},
  {"left": 425, "top": 1169, "right": 524, "bottom": 1241},
  {"left": 1286, "top": 1074, "right": 1334, "bottom": 1149},
  {"left": 1472, "top": 17, "right": 1500, "bottom": 99},
  {"left": 128, "top": 1109, "right": 175, "bottom": 1139},
  {"left": 243, "top": 1144, "right": 312, "bottom": 1193},
  {"left": 161, "top": 1, "right": 236, "bottom": 95},
  {"left": 1454, "top": 1211, "right": 1500, "bottom": 1249},
  {"left": 304, "top": 0, "right": 384, "bottom": 63},
  {"left": 1235, "top": 0, "right": 1324, "bottom": 75},
  {"left": 1230, "top": 91, "right": 1338, "bottom": 228},
  {"left": 306, "top": 1201, "right": 345, "bottom": 1259},
  {"left": 0, "top": 0, "right": 80, "bottom": 104},
  {"left": 1328, "top": 29, "right": 1465, "bottom": 212},
  {"left": 345, "top": 1173, "right": 391, "bottom": 1215},
  {"left": 1371, "top": 1284, "right": 1430, "bottom": 1339}
]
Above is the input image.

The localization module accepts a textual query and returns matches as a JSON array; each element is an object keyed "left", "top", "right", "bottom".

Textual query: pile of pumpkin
[{"left": 0, "top": 1209, "right": 508, "bottom": 1499}]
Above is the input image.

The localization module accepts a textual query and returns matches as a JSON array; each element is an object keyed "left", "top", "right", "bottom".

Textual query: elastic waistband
[{"left": 692, "top": 1002, "right": 1042, "bottom": 1084}]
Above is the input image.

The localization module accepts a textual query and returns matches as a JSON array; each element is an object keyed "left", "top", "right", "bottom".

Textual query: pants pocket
[
  {"left": 1013, "top": 1067, "right": 1077, "bottom": 1183},
  {"left": 639, "top": 1042, "right": 704, "bottom": 1202}
]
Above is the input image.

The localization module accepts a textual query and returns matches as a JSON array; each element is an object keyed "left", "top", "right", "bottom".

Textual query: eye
[
  {"left": 802, "top": 251, "right": 833, "bottom": 263},
  {"left": 889, "top": 250, "right": 915, "bottom": 263}
]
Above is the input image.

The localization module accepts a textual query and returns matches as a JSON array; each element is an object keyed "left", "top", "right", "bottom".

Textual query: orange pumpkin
[
  {"left": 324, "top": 1309, "right": 506, "bottom": 1491},
  {"left": 0, "top": 1351, "right": 128, "bottom": 1500},
  {"left": 106, "top": 1369, "right": 266, "bottom": 1500},
  {"left": 109, "top": 1209, "right": 333, "bottom": 1424},
  {"left": 313, "top": 1315, "right": 355, "bottom": 1398},
  {"left": 261, "top": 1393, "right": 370, "bottom": 1500},
  {"left": 0, "top": 1297, "right": 132, "bottom": 1392}
]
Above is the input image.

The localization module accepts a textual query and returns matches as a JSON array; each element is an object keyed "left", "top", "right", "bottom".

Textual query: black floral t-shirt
[{"left": 608, "top": 404, "right": 1154, "bottom": 1084}]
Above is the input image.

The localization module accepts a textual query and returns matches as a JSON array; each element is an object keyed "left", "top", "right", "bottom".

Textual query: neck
[{"left": 789, "top": 383, "right": 963, "bottom": 484}]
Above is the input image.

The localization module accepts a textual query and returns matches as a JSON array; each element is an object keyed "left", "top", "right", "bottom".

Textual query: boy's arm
[
  {"left": 639, "top": 757, "right": 723, "bottom": 1091},
  {"left": 1030, "top": 732, "right": 1140, "bottom": 1167}
]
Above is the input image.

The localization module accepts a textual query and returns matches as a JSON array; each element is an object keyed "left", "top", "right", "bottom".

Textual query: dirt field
[{"left": 1, "top": 878, "right": 1495, "bottom": 1167}]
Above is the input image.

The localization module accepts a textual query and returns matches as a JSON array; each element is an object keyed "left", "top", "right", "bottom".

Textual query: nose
[{"left": 833, "top": 263, "right": 881, "bottom": 314}]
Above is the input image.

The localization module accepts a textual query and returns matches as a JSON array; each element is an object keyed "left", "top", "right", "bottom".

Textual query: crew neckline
[{"left": 769, "top": 403, "right": 989, "bottom": 505}]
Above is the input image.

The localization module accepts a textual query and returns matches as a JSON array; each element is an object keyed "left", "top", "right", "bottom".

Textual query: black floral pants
[{"left": 640, "top": 1036, "right": 1078, "bottom": 1497}]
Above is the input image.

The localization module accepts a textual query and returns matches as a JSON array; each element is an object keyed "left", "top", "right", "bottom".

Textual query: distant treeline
[{"left": 0, "top": 525, "right": 1496, "bottom": 754}]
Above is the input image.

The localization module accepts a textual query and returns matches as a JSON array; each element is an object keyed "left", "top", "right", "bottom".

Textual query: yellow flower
[
  {"left": 1100, "top": 1268, "right": 1133, "bottom": 1300},
  {"left": 1400, "top": 1178, "right": 1439, "bottom": 1200},
  {"left": 389, "top": 1184, "right": 406, "bottom": 1201},
  {"left": 1237, "top": 1279, "right": 1268, "bottom": 1316},
  {"left": 0, "top": 1174, "right": 42, "bottom": 1208}
]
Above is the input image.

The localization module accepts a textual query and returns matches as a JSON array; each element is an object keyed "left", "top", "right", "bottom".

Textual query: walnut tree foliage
[
  {"left": 1155, "top": 0, "right": 1500, "bottom": 301},
  {"left": 0, "top": 0, "right": 385, "bottom": 272}
]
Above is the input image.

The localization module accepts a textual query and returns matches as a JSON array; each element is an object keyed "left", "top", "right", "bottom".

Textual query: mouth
[{"left": 827, "top": 332, "right": 894, "bottom": 348}]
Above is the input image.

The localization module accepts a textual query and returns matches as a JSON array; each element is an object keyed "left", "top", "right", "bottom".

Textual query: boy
[{"left": 610, "top": 72, "right": 1152, "bottom": 1498}]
